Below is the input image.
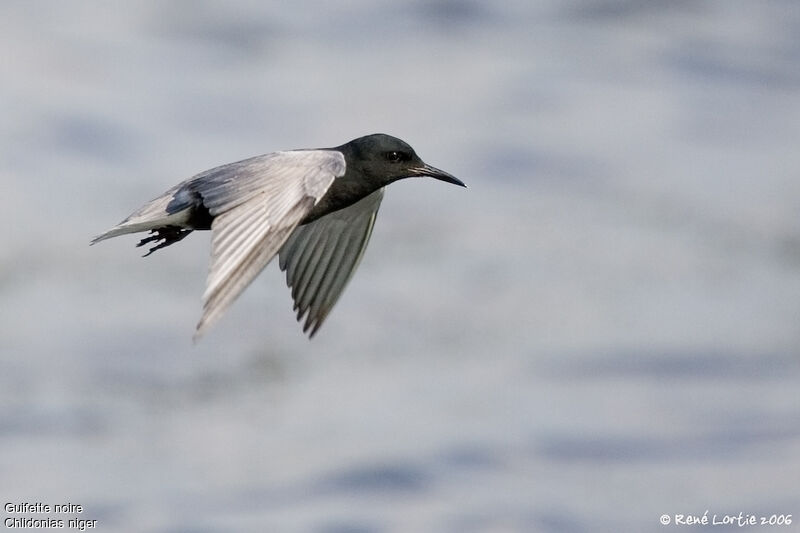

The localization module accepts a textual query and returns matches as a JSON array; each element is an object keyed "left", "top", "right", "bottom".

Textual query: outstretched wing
[
  {"left": 192, "top": 150, "right": 345, "bottom": 338},
  {"left": 279, "top": 188, "right": 384, "bottom": 337}
]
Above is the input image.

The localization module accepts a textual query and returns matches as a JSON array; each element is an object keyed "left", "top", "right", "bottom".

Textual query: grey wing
[
  {"left": 193, "top": 150, "right": 346, "bottom": 338},
  {"left": 278, "top": 188, "right": 384, "bottom": 337}
]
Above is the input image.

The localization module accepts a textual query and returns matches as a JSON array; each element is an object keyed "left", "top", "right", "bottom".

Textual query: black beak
[{"left": 410, "top": 163, "right": 467, "bottom": 187}]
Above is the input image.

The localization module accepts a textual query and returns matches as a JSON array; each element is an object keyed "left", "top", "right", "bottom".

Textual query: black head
[{"left": 338, "top": 133, "right": 466, "bottom": 188}]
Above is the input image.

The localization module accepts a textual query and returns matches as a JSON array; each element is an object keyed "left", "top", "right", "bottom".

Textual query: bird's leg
[{"left": 137, "top": 226, "right": 193, "bottom": 257}]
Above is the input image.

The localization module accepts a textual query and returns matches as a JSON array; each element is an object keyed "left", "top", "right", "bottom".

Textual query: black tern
[{"left": 92, "top": 133, "right": 465, "bottom": 339}]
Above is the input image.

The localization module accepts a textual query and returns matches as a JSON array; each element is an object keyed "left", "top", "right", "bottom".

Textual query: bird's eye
[{"left": 385, "top": 151, "right": 409, "bottom": 163}]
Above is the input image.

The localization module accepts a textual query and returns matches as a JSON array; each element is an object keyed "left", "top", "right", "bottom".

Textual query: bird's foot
[{"left": 137, "top": 226, "right": 192, "bottom": 257}]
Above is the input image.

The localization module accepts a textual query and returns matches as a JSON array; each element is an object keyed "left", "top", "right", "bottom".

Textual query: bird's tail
[{"left": 90, "top": 185, "right": 196, "bottom": 251}]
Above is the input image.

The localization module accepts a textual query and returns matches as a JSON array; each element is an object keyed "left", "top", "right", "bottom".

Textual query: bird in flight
[{"left": 92, "top": 134, "right": 466, "bottom": 339}]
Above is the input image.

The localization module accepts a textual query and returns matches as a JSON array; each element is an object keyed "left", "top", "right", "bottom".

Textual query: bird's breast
[{"left": 301, "top": 175, "right": 377, "bottom": 224}]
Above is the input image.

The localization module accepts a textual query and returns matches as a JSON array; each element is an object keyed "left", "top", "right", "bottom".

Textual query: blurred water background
[{"left": 2, "top": 1, "right": 799, "bottom": 532}]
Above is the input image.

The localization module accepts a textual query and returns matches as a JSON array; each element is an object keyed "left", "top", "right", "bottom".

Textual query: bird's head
[{"left": 342, "top": 133, "right": 466, "bottom": 188}]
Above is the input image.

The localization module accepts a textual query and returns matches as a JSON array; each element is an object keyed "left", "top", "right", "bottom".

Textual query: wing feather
[
  {"left": 192, "top": 150, "right": 345, "bottom": 338},
  {"left": 279, "top": 188, "right": 384, "bottom": 336}
]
